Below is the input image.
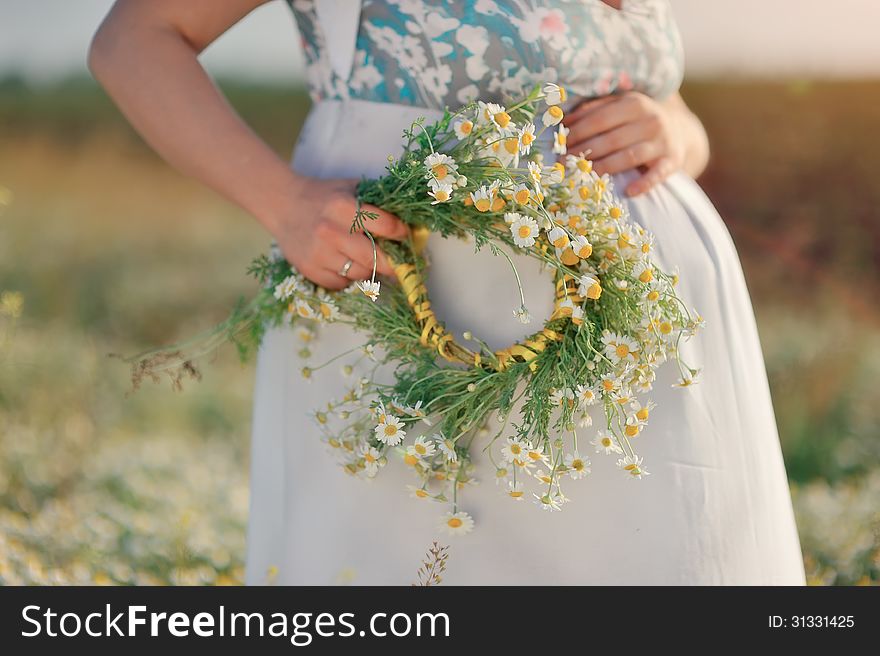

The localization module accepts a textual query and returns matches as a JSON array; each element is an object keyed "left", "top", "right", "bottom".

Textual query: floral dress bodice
[{"left": 288, "top": 0, "right": 684, "bottom": 108}]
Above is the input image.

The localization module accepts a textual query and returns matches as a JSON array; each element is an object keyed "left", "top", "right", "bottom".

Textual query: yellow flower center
[
  {"left": 586, "top": 283, "right": 602, "bottom": 300},
  {"left": 572, "top": 459, "right": 584, "bottom": 471},
  {"left": 636, "top": 408, "right": 650, "bottom": 421},
  {"left": 432, "top": 163, "right": 448, "bottom": 179},
  {"left": 548, "top": 106, "right": 563, "bottom": 120},
  {"left": 518, "top": 225, "right": 533, "bottom": 239},
  {"left": 404, "top": 453, "right": 418, "bottom": 465},
  {"left": 364, "top": 452, "right": 377, "bottom": 463},
  {"left": 639, "top": 269, "right": 654, "bottom": 283},
  {"left": 460, "top": 120, "right": 473, "bottom": 135},
  {"left": 602, "top": 379, "right": 615, "bottom": 391},
  {"left": 475, "top": 198, "right": 492, "bottom": 212},
  {"left": 601, "top": 437, "right": 612, "bottom": 447},
  {"left": 647, "top": 290, "right": 660, "bottom": 302},
  {"left": 433, "top": 189, "right": 450, "bottom": 202},
  {"left": 659, "top": 321, "right": 673, "bottom": 335},
  {"left": 578, "top": 186, "right": 592, "bottom": 200},
  {"left": 609, "top": 206, "right": 622, "bottom": 219},
  {"left": 615, "top": 344, "right": 630, "bottom": 358},
  {"left": 528, "top": 451, "right": 543, "bottom": 461},
  {"left": 447, "top": 517, "right": 463, "bottom": 529},
  {"left": 514, "top": 188, "right": 530, "bottom": 204},
  {"left": 521, "top": 132, "right": 535, "bottom": 145},
  {"left": 577, "top": 243, "right": 592, "bottom": 258},
  {"left": 415, "top": 488, "right": 429, "bottom": 498},
  {"left": 560, "top": 248, "right": 579, "bottom": 266},
  {"left": 624, "top": 424, "right": 640, "bottom": 438},
  {"left": 576, "top": 159, "right": 592, "bottom": 174},
  {"left": 504, "top": 137, "right": 519, "bottom": 154},
  {"left": 509, "top": 490, "right": 524, "bottom": 498},
  {"left": 494, "top": 111, "right": 511, "bottom": 128},
  {"left": 557, "top": 133, "right": 567, "bottom": 146},
  {"left": 491, "top": 196, "right": 506, "bottom": 212},
  {"left": 510, "top": 444, "right": 522, "bottom": 455},
  {"left": 384, "top": 424, "right": 398, "bottom": 436}
]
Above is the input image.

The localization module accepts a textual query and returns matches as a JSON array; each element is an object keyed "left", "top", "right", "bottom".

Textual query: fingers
[
  {"left": 358, "top": 203, "right": 409, "bottom": 241},
  {"left": 567, "top": 119, "right": 654, "bottom": 163},
  {"left": 593, "top": 140, "right": 662, "bottom": 177},
  {"left": 562, "top": 95, "right": 618, "bottom": 125},
  {"left": 339, "top": 231, "right": 395, "bottom": 277},
  {"left": 625, "top": 157, "right": 676, "bottom": 197},
  {"left": 563, "top": 93, "right": 645, "bottom": 147}
]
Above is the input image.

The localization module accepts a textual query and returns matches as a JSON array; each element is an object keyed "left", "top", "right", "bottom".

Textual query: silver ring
[{"left": 338, "top": 259, "right": 354, "bottom": 278}]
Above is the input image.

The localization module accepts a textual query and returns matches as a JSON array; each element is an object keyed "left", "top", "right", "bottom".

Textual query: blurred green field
[{"left": 0, "top": 77, "right": 878, "bottom": 585}]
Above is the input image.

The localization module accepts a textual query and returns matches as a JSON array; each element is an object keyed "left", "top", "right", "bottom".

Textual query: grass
[{"left": 0, "top": 76, "right": 878, "bottom": 585}]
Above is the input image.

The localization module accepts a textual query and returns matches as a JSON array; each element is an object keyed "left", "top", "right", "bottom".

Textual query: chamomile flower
[
  {"left": 564, "top": 452, "right": 591, "bottom": 479},
  {"left": 408, "top": 435, "right": 437, "bottom": 460},
  {"left": 510, "top": 184, "right": 531, "bottom": 205},
  {"left": 592, "top": 432, "right": 623, "bottom": 455},
  {"left": 632, "top": 260, "right": 654, "bottom": 284},
  {"left": 553, "top": 124, "right": 569, "bottom": 154},
  {"left": 360, "top": 445, "right": 383, "bottom": 477},
  {"left": 273, "top": 275, "right": 300, "bottom": 301},
  {"left": 439, "top": 511, "right": 474, "bottom": 535},
  {"left": 543, "top": 162, "right": 565, "bottom": 185},
  {"left": 470, "top": 185, "right": 493, "bottom": 212},
  {"left": 623, "top": 415, "right": 643, "bottom": 438},
  {"left": 570, "top": 234, "right": 593, "bottom": 259},
  {"left": 510, "top": 215, "right": 539, "bottom": 248},
  {"left": 428, "top": 182, "right": 453, "bottom": 204},
  {"left": 549, "top": 388, "right": 575, "bottom": 408},
  {"left": 408, "top": 485, "right": 433, "bottom": 501},
  {"left": 507, "top": 481, "right": 525, "bottom": 500},
  {"left": 292, "top": 299, "right": 315, "bottom": 319},
  {"left": 525, "top": 443, "right": 549, "bottom": 467},
  {"left": 518, "top": 123, "right": 537, "bottom": 154},
  {"left": 567, "top": 154, "right": 593, "bottom": 180},
  {"left": 375, "top": 414, "right": 406, "bottom": 446},
  {"left": 356, "top": 280, "right": 381, "bottom": 301},
  {"left": 528, "top": 161, "right": 544, "bottom": 190},
  {"left": 578, "top": 274, "right": 602, "bottom": 300},
  {"left": 424, "top": 152, "right": 458, "bottom": 184},
  {"left": 575, "top": 384, "right": 599, "bottom": 407},
  {"left": 617, "top": 454, "right": 650, "bottom": 479},
  {"left": 436, "top": 435, "right": 458, "bottom": 463},
  {"left": 513, "top": 305, "right": 532, "bottom": 324},
  {"left": 533, "top": 493, "right": 562, "bottom": 512},
  {"left": 674, "top": 369, "right": 701, "bottom": 387},
  {"left": 543, "top": 82, "right": 568, "bottom": 106},
  {"left": 642, "top": 281, "right": 663, "bottom": 305},
  {"left": 453, "top": 118, "right": 474, "bottom": 139},
  {"left": 542, "top": 104, "right": 564, "bottom": 127},
  {"left": 317, "top": 296, "right": 339, "bottom": 321},
  {"left": 630, "top": 399, "right": 656, "bottom": 423},
  {"left": 504, "top": 211, "right": 523, "bottom": 225},
  {"left": 602, "top": 331, "right": 640, "bottom": 364},
  {"left": 501, "top": 437, "right": 527, "bottom": 464},
  {"left": 547, "top": 225, "right": 570, "bottom": 249}
]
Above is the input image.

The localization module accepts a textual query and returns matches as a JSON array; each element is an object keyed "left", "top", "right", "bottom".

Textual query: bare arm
[
  {"left": 89, "top": 0, "right": 405, "bottom": 289},
  {"left": 661, "top": 92, "right": 710, "bottom": 179}
]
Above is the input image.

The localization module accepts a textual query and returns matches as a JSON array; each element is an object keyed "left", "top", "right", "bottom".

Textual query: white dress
[{"left": 245, "top": 0, "right": 806, "bottom": 585}]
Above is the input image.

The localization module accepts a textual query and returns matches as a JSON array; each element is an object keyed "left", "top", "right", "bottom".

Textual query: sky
[{"left": 1, "top": 0, "right": 879, "bottom": 82}]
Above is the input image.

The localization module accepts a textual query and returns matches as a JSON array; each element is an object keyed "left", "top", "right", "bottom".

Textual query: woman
[{"left": 90, "top": 0, "right": 806, "bottom": 585}]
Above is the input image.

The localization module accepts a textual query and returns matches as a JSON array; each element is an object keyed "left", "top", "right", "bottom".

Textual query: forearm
[
  {"left": 88, "top": 7, "right": 297, "bottom": 234},
  {"left": 663, "top": 93, "right": 710, "bottom": 179}
]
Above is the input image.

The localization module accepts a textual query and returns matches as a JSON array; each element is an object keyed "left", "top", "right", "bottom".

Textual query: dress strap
[{"left": 313, "top": 0, "right": 362, "bottom": 85}]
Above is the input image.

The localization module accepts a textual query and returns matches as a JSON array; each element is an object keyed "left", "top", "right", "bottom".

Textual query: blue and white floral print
[{"left": 289, "top": 0, "right": 684, "bottom": 108}]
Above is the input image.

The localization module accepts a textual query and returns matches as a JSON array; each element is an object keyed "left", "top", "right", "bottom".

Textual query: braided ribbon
[{"left": 389, "top": 228, "right": 580, "bottom": 372}]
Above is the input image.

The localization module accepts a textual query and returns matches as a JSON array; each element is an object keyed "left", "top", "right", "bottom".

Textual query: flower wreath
[{"left": 132, "top": 83, "right": 703, "bottom": 535}]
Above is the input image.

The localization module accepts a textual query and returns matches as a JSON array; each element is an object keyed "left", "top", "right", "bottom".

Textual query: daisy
[
  {"left": 533, "top": 469, "right": 554, "bottom": 485},
  {"left": 374, "top": 414, "right": 406, "bottom": 446},
  {"left": 553, "top": 124, "right": 569, "bottom": 154},
  {"left": 533, "top": 493, "right": 562, "bottom": 512},
  {"left": 273, "top": 274, "right": 300, "bottom": 301},
  {"left": 527, "top": 161, "right": 544, "bottom": 190},
  {"left": 317, "top": 297, "right": 339, "bottom": 321},
  {"left": 500, "top": 437, "right": 528, "bottom": 464},
  {"left": 453, "top": 118, "right": 474, "bottom": 139},
  {"left": 567, "top": 155, "right": 593, "bottom": 180},
  {"left": 356, "top": 279, "right": 381, "bottom": 301},
  {"left": 510, "top": 215, "right": 540, "bottom": 248},
  {"left": 292, "top": 299, "right": 315, "bottom": 319},
  {"left": 602, "top": 332, "right": 640, "bottom": 364},
  {"left": 547, "top": 225, "right": 570, "bottom": 249},
  {"left": 511, "top": 184, "right": 531, "bottom": 205},
  {"left": 564, "top": 452, "right": 591, "bottom": 479},
  {"left": 549, "top": 388, "right": 575, "bottom": 408},
  {"left": 674, "top": 370, "right": 701, "bottom": 387},
  {"left": 360, "top": 445, "right": 383, "bottom": 477},
  {"left": 513, "top": 305, "right": 532, "bottom": 324},
  {"left": 642, "top": 281, "right": 663, "bottom": 305},
  {"left": 407, "top": 485, "right": 433, "bottom": 501},
  {"left": 592, "top": 432, "right": 623, "bottom": 455},
  {"left": 423, "top": 152, "right": 458, "bottom": 184},
  {"left": 578, "top": 274, "right": 602, "bottom": 300},
  {"left": 436, "top": 435, "right": 458, "bottom": 463},
  {"left": 630, "top": 399, "right": 656, "bottom": 423},
  {"left": 439, "top": 511, "right": 474, "bottom": 535},
  {"left": 543, "top": 82, "right": 568, "bottom": 106},
  {"left": 504, "top": 211, "right": 522, "bottom": 225},
  {"left": 617, "top": 454, "right": 650, "bottom": 479},
  {"left": 632, "top": 260, "right": 654, "bottom": 284},
  {"left": 518, "top": 123, "right": 537, "bottom": 154},
  {"left": 428, "top": 182, "right": 453, "bottom": 204},
  {"left": 542, "top": 162, "right": 565, "bottom": 185},
  {"left": 470, "top": 186, "right": 493, "bottom": 212},
  {"left": 623, "top": 415, "right": 643, "bottom": 438},
  {"left": 575, "top": 384, "right": 598, "bottom": 407},
  {"left": 507, "top": 481, "right": 525, "bottom": 500},
  {"left": 408, "top": 434, "right": 437, "bottom": 459},
  {"left": 525, "top": 443, "right": 549, "bottom": 467},
  {"left": 542, "top": 104, "right": 564, "bottom": 127}
]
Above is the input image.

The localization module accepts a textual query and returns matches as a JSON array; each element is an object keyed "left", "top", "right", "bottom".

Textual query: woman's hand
[
  {"left": 561, "top": 91, "right": 709, "bottom": 197},
  {"left": 267, "top": 177, "right": 408, "bottom": 290}
]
